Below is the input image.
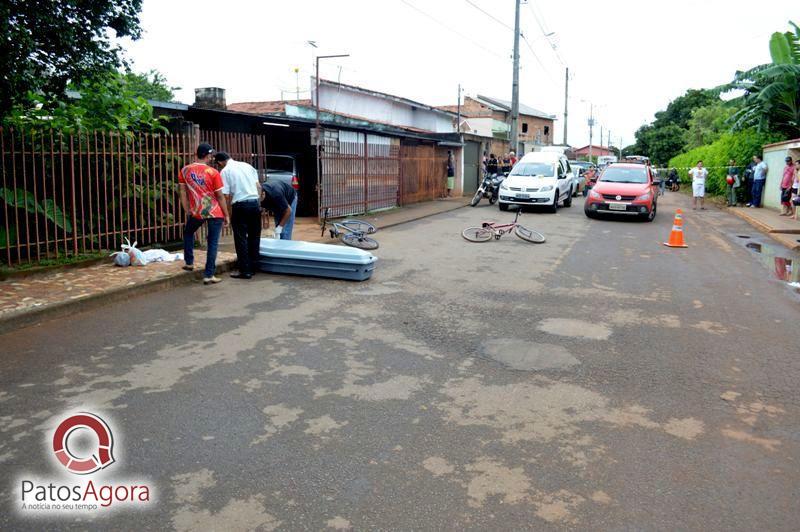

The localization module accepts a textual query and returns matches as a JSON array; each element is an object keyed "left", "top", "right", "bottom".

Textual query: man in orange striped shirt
[{"left": 178, "top": 143, "right": 230, "bottom": 284}]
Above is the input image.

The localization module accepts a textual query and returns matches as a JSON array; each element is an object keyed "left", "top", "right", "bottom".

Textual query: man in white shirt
[
  {"left": 214, "top": 152, "right": 262, "bottom": 279},
  {"left": 688, "top": 160, "right": 708, "bottom": 210}
]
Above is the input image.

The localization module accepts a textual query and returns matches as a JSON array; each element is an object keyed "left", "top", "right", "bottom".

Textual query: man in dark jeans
[
  {"left": 214, "top": 152, "right": 262, "bottom": 279},
  {"left": 178, "top": 143, "right": 229, "bottom": 284},
  {"left": 261, "top": 180, "right": 297, "bottom": 240}
]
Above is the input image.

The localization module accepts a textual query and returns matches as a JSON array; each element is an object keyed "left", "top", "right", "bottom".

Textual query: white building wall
[{"left": 317, "top": 84, "right": 454, "bottom": 133}]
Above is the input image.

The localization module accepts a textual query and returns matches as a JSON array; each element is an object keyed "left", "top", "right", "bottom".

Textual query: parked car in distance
[
  {"left": 569, "top": 160, "right": 592, "bottom": 196},
  {"left": 264, "top": 154, "right": 300, "bottom": 190},
  {"left": 499, "top": 151, "right": 576, "bottom": 213},
  {"left": 584, "top": 163, "right": 659, "bottom": 221}
]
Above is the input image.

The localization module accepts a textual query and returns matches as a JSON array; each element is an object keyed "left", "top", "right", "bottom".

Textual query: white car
[{"left": 498, "top": 152, "right": 576, "bottom": 213}]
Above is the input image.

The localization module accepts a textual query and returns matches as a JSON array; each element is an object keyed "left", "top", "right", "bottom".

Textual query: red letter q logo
[{"left": 52, "top": 413, "right": 115, "bottom": 475}]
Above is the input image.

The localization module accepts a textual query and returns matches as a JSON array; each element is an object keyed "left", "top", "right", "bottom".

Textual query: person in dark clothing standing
[
  {"left": 487, "top": 154, "right": 499, "bottom": 175},
  {"left": 215, "top": 152, "right": 261, "bottom": 279},
  {"left": 742, "top": 158, "right": 756, "bottom": 205},
  {"left": 261, "top": 180, "right": 297, "bottom": 240}
]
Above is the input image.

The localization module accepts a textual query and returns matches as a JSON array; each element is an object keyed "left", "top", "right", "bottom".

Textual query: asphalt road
[{"left": 2, "top": 191, "right": 799, "bottom": 530}]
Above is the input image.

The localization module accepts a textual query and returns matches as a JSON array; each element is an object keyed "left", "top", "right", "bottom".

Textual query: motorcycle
[{"left": 470, "top": 172, "right": 505, "bottom": 207}]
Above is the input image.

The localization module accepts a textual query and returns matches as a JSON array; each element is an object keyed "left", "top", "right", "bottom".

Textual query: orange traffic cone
[{"left": 663, "top": 209, "right": 688, "bottom": 248}]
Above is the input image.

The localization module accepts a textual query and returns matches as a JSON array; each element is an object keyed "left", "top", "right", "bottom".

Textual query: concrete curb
[
  {"left": 0, "top": 260, "right": 235, "bottom": 336},
  {"left": 726, "top": 207, "right": 800, "bottom": 250}
]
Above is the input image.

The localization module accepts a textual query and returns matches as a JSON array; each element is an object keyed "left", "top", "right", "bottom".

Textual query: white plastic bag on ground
[{"left": 111, "top": 238, "right": 182, "bottom": 266}]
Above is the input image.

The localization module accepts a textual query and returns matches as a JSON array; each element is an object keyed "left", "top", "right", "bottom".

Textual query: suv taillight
[{"left": 291, "top": 175, "right": 299, "bottom": 190}]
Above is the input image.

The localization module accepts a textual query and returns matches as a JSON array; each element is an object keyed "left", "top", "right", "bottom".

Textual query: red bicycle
[{"left": 461, "top": 209, "right": 546, "bottom": 243}]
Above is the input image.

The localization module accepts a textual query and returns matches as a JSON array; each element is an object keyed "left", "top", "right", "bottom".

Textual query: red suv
[{"left": 584, "top": 163, "right": 659, "bottom": 221}]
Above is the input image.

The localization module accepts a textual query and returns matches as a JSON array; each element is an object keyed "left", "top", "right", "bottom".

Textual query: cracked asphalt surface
[{"left": 1, "top": 192, "right": 799, "bottom": 530}]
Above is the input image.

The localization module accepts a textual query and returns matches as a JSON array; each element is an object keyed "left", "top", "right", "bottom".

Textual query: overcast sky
[{"left": 123, "top": 0, "right": 796, "bottom": 148}]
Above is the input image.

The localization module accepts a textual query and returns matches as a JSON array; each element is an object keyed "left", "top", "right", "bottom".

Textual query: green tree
[
  {"left": 642, "top": 124, "right": 686, "bottom": 166},
  {"left": 719, "top": 22, "right": 800, "bottom": 138},
  {"left": 123, "top": 70, "right": 178, "bottom": 102},
  {"left": 653, "top": 89, "right": 717, "bottom": 130},
  {"left": 0, "top": 0, "right": 144, "bottom": 117},
  {"left": 4, "top": 70, "right": 168, "bottom": 132},
  {"left": 684, "top": 103, "right": 738, "bottom": 150}
]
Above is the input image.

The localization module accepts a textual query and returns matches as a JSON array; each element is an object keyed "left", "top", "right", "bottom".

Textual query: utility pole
[
  {"left": 456, "top": 83, "right": 461, "bottom": 134},
  {"left": 294, "top": 67, "right": 300, "bottom": 100},
  {"left": 600, "top": 125, "right": 603, "bottom": 152},
  {"left": 510, "top": 0, "right": 521, "bottom": 154},
  {"left": 588, "top": 103, "right": 594, "bottom": 163},
  {"left": 562, "top": 67, "right": 569, "bottom": 145}
]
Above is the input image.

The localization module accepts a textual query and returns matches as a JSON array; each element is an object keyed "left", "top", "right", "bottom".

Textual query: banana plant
[{"left": 0, "top": 187, "right": 72, "bottom": 247}]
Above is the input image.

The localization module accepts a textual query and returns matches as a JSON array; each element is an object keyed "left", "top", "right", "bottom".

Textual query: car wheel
[
  {"left": 585, "top": 209, "right": 597, "bottom": 219},
  {"left": 548, "top": 191, "right": 559, "bottom": 213},
  {"left": 564, "top": 188, "right": 573, "bottom": 207},
  {"left": 499, "top": 202, "right": 509, "bottom": 211},
  {"left": 644, "top": 202, "right": 657, "bottom": 222}
]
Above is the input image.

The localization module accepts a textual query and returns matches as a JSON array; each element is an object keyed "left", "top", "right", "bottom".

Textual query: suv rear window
[
  {"left": 599, "top": 167, "right": 648, "bottom": 184},
  {"left": 510, "top": 162, "right": 555, "bottom": 177}
]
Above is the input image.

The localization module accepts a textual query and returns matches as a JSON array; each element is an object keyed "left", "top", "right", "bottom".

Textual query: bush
[{"left": 667, "top": 130, "right": 784, "bottom": 196}]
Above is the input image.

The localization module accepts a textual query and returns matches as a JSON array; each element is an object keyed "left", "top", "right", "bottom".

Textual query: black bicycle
[{"left": 320, "top": 208, "right": 379, "bottom": 250}]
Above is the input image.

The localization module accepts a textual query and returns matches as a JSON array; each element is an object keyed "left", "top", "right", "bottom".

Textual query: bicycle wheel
[
  {"left": 342, "top": 232, "right": 379, "bottom": 250},
  {"left": 461, "top": 227, "right": 493, "bottom": 242},
  {"left": 514, "top": 225, "right": 546, "bottom": 243},
  {"left": 340, "top": 220, "right": 377, "bottom": 234}
]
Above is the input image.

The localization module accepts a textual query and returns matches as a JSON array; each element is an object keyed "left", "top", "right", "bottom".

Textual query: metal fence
[
  {"left": 0, "top": 127, "right": 268, "bottom": 266},
  {"left": 319, "top": 132, "right": 400, "bottom": 218},
  {"left": 399, "top": 144, "right": 447, "bottom": 205}
]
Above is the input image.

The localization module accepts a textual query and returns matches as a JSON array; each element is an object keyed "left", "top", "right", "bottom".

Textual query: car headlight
[
  {"left": 500, "top": 183, "right": 509, "bottom": 190},
  {"left": 540, "top": 185, "right": 553, "bottom": 192},
  {"left": 589, "top": 189, "right": 602, "bottom": 199},
  {"left": 637, "top": 192, "right": 651, "bottom": 201}
]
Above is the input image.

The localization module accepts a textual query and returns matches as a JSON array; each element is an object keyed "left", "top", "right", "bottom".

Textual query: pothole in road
[{"left": 482, "top": 339, "right": 579, "bottom": 371}]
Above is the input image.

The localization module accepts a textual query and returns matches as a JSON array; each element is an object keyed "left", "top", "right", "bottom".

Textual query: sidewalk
[
  {"left": 0, "top": 198, "right": 468, "bottom": 334},
  {"left": 726, "top": 205, "right": 800, "bottom": 250}
]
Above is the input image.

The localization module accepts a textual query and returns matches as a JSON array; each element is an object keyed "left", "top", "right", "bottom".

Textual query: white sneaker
[{"left": 203, "top": 276, "right": 222, "bottom": 285}]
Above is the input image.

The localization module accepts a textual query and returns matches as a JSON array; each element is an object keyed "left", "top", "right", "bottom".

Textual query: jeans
[
  {"left": 751, "top": 179, "right": 765, "bottom": 207},
  {"left": 184, "top": 217, "right": 223, "bottom": 278},
  {"left": 231, "top": 200, "right": 262, "bottom": 275},
  {"left": 275, "top": 195, "right": 298, "bottom": 240}
]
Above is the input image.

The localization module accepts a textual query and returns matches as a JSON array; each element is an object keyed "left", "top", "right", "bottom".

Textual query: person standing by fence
[
  {"left": 214, "top": 152, "right": 261, "bottom": 279},
  {"left": 749, "top": 155, "right": 768, "bottom": 208},
  {"left": 446, "top": 151, "right": 455, "bottom": 198},
  {"left": 780, "top": 156, "right": 794, "bottom": 216},
  {"left": 726, "top": 159, "right": 740, "bottom": 207},
  {"left": 179, "top": 143, "right": 230, "bottom": 285}
]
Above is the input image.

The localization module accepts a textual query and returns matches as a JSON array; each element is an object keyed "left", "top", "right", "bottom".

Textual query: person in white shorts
[{"left": 689, "top": 160, "right": 708, "bottom": 210}]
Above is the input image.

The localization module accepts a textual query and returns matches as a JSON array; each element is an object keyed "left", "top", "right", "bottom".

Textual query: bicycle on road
[
  {"left": 320, "top": 208, "right": 379, "bottom": 250},
  {"left": 461, "top": 208, "right": 546, "bottom": 244}
]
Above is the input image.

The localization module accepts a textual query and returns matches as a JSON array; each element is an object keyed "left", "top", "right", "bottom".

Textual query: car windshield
[
  {"left": 600, "top": 167, "right": 648, "bottom": 184},
  {"left": 509, "top": 162, "right": 555, "bottom": 177},
  {"left": 266, "top": 156, "right": 294, "bottom": 173}
]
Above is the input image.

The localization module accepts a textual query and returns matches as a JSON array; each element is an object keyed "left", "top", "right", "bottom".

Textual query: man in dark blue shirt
[{"left": 261, "top": 180, "right": 297, "bottom": 240}]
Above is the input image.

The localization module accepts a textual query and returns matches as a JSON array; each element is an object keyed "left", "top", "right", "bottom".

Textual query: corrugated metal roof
[{"left": 227, "top": 100, "right": 311, "bottom": 114}]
